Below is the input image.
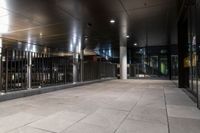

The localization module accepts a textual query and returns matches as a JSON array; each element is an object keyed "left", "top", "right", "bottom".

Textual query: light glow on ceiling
[{"left": 0, "top": 0, "right": 9, "bottom": 33}]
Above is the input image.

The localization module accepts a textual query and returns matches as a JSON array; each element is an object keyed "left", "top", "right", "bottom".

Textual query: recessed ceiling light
[
  {"left": 110, "top": 19, "right": 115, "bottom": 24},
  {"left": 134, "top": 43, "right": 137, "bottom": 46},
  {"left": 126, "top": 35, "right": 130, "bottom": 38},
  {"left": 18, "top": 41, "right": 22, "bottom": 45},
  {"left": 85, "top": 36, "right": 88, "bottom": 41}
]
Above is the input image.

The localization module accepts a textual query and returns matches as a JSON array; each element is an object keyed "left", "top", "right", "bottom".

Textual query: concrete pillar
[
  {"left": 27, "top": 52, "right": 32, "bottom": 89},
  {"left": 0, "top": 38, "right": 2, "bottom": 91},
  {"left": 120, "top": 37, "right": 127, "bottom": 80},
  {"left": 73, "top": 52, "right": 79, "bottom": 83}
]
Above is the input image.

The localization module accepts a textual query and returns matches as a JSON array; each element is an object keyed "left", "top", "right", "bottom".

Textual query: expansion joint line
[{"left": 163, "top": 87, "right": 171, "bottom": 133}]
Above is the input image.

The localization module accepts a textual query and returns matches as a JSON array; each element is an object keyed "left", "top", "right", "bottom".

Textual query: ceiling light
[
  {"left": 126, "top": 35, "right": 130, "bottom": 38},
  {"left": 134, "top": 43, "right": 137, "bottom": 46},
  {"left": 18, "top": 41, "right": 22, "bottom": 45},
  {"left": 85, "top": 36, "right": 88, "bottom": 41},
  {"left": 110, "top": 19, "right": 115, "bottom": 24}
]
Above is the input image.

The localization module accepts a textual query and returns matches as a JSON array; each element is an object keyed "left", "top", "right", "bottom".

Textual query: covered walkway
[{"left": 0, "top": 79, "right": 200, "bottom": 133}]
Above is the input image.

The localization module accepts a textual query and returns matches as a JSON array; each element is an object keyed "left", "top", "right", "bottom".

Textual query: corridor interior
[{"left": 0, "top": 79, "right": 200, "bottom": 133}]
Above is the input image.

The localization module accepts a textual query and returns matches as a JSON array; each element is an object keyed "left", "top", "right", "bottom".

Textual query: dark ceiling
[{"left": 0, "top": 0, "right": 177, "bottom": 51}]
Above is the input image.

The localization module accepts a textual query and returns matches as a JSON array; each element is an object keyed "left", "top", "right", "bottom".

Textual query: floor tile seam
[
  {"left": 126, "top": 117, "right": 168, "bottom": 126},
  {"left": 168, "top": 115, "right": 200, "bottom": 121},
  {"left": 100, "top": 107, "right": 130, "bottom": 113},
  {"left": 127, "top": 118, "right": 167, "bottom": 126},
  {"left": 5, "top": 116, "right": 49, "bottom": 133},
  {"left": 59, "top": 112, "right": 92, "bottom": 133},
  {"left": 113, "top": 92, "right": 145, "bottom": 133},
  {"left": 27, "top": 126, "right": 56, "bottom": 133},
  {"left": 163, "top": 87, "right": 171, "bottom": 133},
  {"left": 167, "top": 114, "right": 200, "bottom": 120},
  {"left": 166, "top": 104, "right": 198, "bottom": 109}
]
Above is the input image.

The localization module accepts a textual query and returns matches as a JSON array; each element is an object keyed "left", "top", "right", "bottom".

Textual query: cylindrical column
[
  {"left": 73, "top": 52, "right": 79, "bottom": 83},
  {"left": 119, "top": 15, "right": 128, "bottom": 80},
  {"left": 27, "top": 52, "right": 32, "bottom": 89},
  {"left": 120, "top": 45, "right": 127, "bottom": 79}
]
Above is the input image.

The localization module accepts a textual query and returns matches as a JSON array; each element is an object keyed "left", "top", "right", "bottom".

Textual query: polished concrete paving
[{"left": 0, "top": 79, "right": 200, "bottom": 133}]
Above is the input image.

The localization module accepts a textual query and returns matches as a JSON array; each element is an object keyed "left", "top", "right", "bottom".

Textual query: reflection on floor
[{"left": 0, "top": 79, "right": 200, "bottom": 133}]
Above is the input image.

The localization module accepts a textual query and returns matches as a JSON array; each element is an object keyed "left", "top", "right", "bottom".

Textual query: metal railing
[
  {"left": 0, "top": 48, "right": 117, "bottom": 93},
  {"left": 83, "top": 62, "right": 117, "bottom": 81}
]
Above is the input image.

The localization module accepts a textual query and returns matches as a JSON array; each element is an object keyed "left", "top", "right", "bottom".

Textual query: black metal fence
[
  {"left": 0, "top": 48, "right": 117, "bottom": 93},
  {"left": 83, "top": 62, "right": 117, "bottom": 81}
]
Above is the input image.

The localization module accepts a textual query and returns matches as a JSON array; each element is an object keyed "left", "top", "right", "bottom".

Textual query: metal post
[
  {"left": 5, "top": 50, "right": 8, "bottom": 92},
  {"left": 80, "top": 49, "right": 84, "bottom": 82},
  {"left": 27, "top": 52, "right": 32, "bottom": 89},
  {"left": 0, "top": 38, "right": 2, "bottom": 92},
  {"left": 73, "top": 52, "right": 79, "bottom": 83}
]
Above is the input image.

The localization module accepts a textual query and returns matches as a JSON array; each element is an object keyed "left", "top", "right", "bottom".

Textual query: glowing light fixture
[
  {"left": 126, "top": 35, "right": 130, "bottom": 38},
  {"left": 110, "top": 19, "right": 115, "bottom": 24},
  {"left": 134, "top": 43, "right": 137, "bottom": 46},
  {"left": 0, "top": 0, "right": 9, "bottom": 33}
]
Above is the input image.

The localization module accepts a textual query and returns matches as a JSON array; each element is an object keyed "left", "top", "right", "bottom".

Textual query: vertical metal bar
[
  {"left": 64, "top": 58, "right": 67, "bottom": 84},
  {"left": 27, "top": 52, "right": 32, "bottom": 89},
  {"left": 45, "top": 54, "right": 47, "bottom": 85},
  {"left": 36, "top": 53, "right": 38, "bottom": 86},
  {"left": 55, "top": 57, "right": 57, "bottom": 84},
  {"left": 14, "top": 50, "right": 17, "bottom": 90},
  {"left": 42, "top": 53, "right": 44, "bottom": 86},
  {"left": 20, "top": 51, "right": 23, "bottom": 89},
  {"left": 43, "top": 54, "right": 45, "bottom": 86},
  {"left": 34, "top": 52, "right": 36, "bottom": 87},
  {"left": 10, "top": 50, "right": 12, "bottom": 90},
  {"left": 56, "top": 57, "right": 57, "bottom": 84},
  {"left": 58, "top": 57, "right": 60, "bottom": 84},
  {"left": 0, "top": 38, "right": 2, "bottom": 92},
  {"left": 80, "top": 50, "right": 84, "bottom": 82},
  {"left": 22, "top": 51, "right": 24, "bottom": 89},
  {"left": 46, "top": 54, "right": 48, "bottom": 85},
  {"left": 39, "top": 53, "right": 41, "bottom": 86},
  {"left": 50, "top": 56, "right": 52, "bottom": 85},
  {"left": 40, "top": 53, "right": 42, "bottom": 85},
  {"left": 17, "top": 50, "right": 19, "bottom": 89},
  {"left": 1, "top": 48, "right": 4, "bottom": 91},
  {"left": 60, "top": 57, "right": 62, "bottom": 84},
  {"left": 21, "top": 51, "right": 23, "bottom": 89},
  {"left": 5, "top": 49, "right": 8, "bottom": 92},
  {"left": 23, "top": 51, "right": 26, "bottom": 89},
  {"left": 31, "top": 52, "right": 33, "bottom": 87},
  {"left": 37, "top": 53, "right": 39, "bottom": 86},
  {"left": 16, "top": 50, "right": 18, "bottom": 89}
]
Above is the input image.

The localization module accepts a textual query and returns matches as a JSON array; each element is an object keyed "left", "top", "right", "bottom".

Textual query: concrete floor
[{"left": 0, "top": 79, "right": 200, "bottom": 133}]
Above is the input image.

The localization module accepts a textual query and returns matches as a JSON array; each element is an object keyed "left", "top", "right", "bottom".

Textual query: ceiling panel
[{"left": 0, "top": 0, "right": 177, "bottom": 50}]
